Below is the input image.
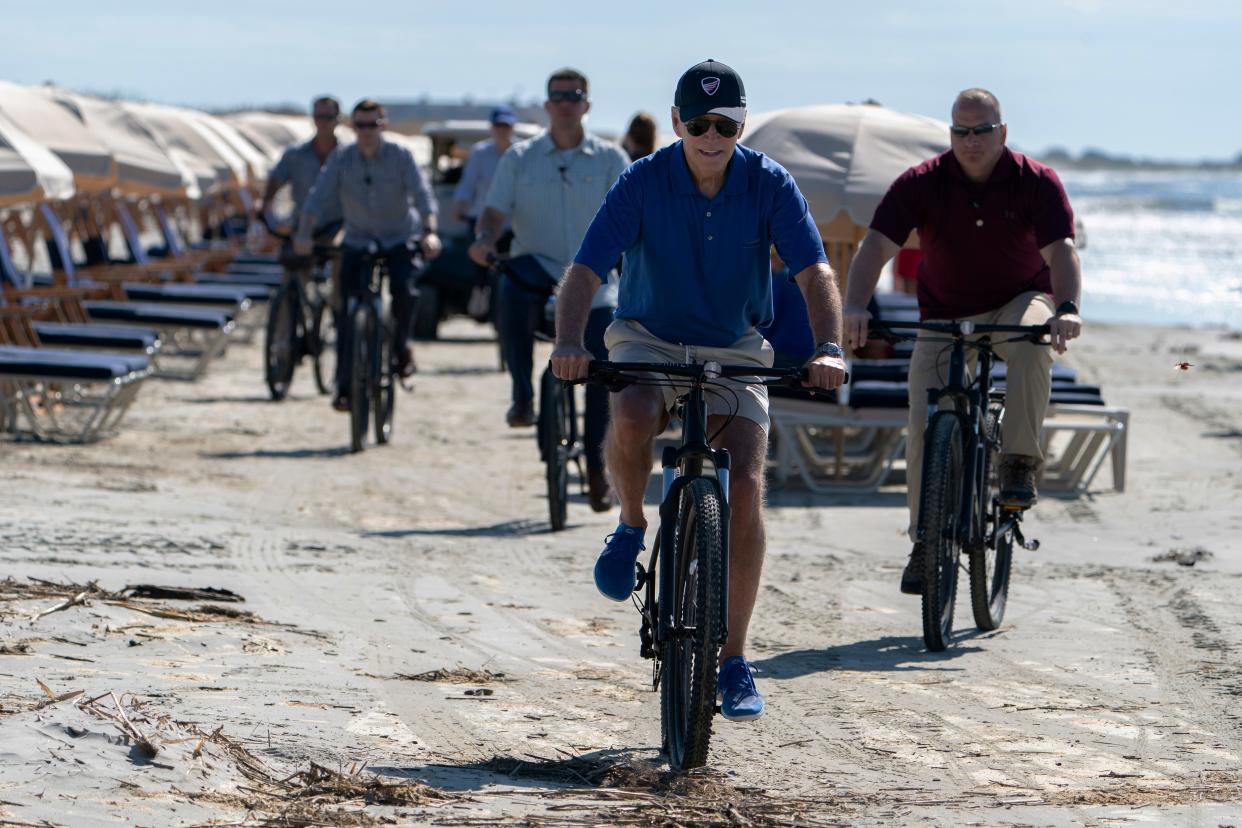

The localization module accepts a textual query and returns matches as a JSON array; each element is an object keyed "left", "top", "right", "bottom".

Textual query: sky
[{"left": 3, "top": 0, "right": 1238, "bottom": 162}]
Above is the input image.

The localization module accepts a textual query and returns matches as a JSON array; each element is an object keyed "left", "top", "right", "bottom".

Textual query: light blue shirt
[
  {"left": 304, "top": 139, "right": 438, "bottom": 250},
  {"left": 485, "top": 131, "right": 629, "bottom": 308},
  {"left": 452, "top": 138, "right": 505, "bottom": 219}
]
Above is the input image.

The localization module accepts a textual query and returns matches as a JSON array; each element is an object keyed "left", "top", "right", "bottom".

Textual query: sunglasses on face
[
  {"left": 547, "top": 89, "right": 586, "bottom": 103},
  {"left": 950, "top": 123, "right": 1002, "bottom": 137},
  {"left": 353, "top": 120, "right": 382, "bottom": 130},
  {"left": 684, "top": 117, "right": 739, "bottom": 138},
  {"left": 313, "top": 113, "right": 337, "bottom": 122}
]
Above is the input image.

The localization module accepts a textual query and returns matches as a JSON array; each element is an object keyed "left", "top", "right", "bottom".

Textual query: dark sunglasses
[
  {"left": 950, "top": 122, "right": 1002, "bottom": 137},
  {"left": 547, "top": 89, "right": 586, "bottom": 103},
  {"left": 353, "top": 120, "right": 382, "bottom": 130},
  {"left": 684, "top": 117, "right": 739, "bottom": 138},
  {"left": 312, "top": 113, "right": 338, "bottom": 122}
]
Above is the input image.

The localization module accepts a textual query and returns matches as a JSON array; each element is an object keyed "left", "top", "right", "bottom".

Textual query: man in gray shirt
[
  {"left": 256, "top": 95, "right": 342, "bottom": 234},
  {"left": 297, "top": 98, "right": 441, "bottom": 409},
  {"left": 451, "top": 105, "right": 517, "bottom": 224},
  {"left": 469, "top": 67, "right": 629, "bottom": 512}
]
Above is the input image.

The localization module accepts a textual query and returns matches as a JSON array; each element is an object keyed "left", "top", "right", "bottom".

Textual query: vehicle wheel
[
  {"left": 374, "top": 316, "right": 395, "bottom": 445},
  {"left": 349, "top": 305, "right": 371, "bottom": 454},
  {"left": 540, "top": 369, "right": 569, "bottom": 531},
  {"left": 264, "top": 282, "right": 299, "bottom": 400},
  {"left": 311, "top": 300, "right": 338, "bottom": 396},
  {"left": 970, "top": 405, "right": 1011, "bottom": 631},
  {"left": 660, "top": 477, "right": 724, "bottom": 771},
  {"left": 412, "top": 283, "right": 440, "bottom": 340},
  {"left": 919, "top": 412, "right": 964, "bottom": 652}
]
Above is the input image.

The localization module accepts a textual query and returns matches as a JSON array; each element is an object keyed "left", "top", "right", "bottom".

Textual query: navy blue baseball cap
[
  {"left": 490, "top": 105, "right": 517, "bottom": 126},
  {"left": 674, "top": 59, "right": 747, "bottom": 123}
]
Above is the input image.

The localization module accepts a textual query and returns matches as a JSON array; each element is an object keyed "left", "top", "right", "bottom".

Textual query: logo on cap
[{"left": 701, "top": 77, "right": 720, "bottom": 96}]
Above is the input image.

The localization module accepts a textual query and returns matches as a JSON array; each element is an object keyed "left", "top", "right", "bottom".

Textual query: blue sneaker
[
  {"left": 717, "top": 656, "right": 764, "bottom": 721},
  {"left": 593, "top": 524, "right": 646, "bottom": 602}
]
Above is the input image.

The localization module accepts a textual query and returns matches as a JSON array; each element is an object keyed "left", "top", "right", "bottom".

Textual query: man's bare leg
[
  {"left": 707, "top": 415, "right": 768, "bottom": 663},
  {"left": 603, "top": 385, "right": 666, "bottom": 529}
]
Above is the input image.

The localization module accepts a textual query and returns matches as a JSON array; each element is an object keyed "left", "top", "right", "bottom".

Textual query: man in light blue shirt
[
  {"left": 296, "top": 99, "right": 441, "bottom": 408},
  {"left": 552, "top": 60, "right": 847, "bottom": 722},
  {"left": 451, "top": 105, "right": 517, "bottom": 224},
  {"left": 469, "top": 67, "right": 629, "bottom": 512}
]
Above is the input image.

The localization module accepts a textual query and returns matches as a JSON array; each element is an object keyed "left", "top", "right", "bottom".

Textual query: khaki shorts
[{"left": 603, "top": 319, "right": 775, "bottom": 432}]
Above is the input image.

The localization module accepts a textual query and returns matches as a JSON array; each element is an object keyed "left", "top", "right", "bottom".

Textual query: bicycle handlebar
[
  {"left": 869, "top": 319, "right": 1050, "bottom": 343},
  {"left": 578, "top": 359, "right": 848, "bottom": 390}
]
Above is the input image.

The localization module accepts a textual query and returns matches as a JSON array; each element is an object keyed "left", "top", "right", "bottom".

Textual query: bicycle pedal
[{"left": 634, "top": 562, "right": 649, "bottom": 591}]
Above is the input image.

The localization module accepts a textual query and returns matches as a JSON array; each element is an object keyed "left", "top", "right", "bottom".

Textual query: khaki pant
[{"left": 905, "top": 291, "right": 1054, "bottom": 539}]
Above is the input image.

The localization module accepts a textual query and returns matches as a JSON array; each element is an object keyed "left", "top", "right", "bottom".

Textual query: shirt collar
[
  {"left": 946, "top": 146, "right": 1016, "bottom": 186},
  {"left": 537, "top": 131, "right": 596, "bottom": 156},
  {"left": 671, "top": 142, "right": 749, "bottom": 197}
]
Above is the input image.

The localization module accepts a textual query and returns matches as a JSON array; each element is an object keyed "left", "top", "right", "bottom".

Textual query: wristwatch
[
  {"left": 1055, "top": 300, "right": 1079, "bottom": 316},
  {"left": 813, "top": 341, "right": 845, "bottom": 359}
]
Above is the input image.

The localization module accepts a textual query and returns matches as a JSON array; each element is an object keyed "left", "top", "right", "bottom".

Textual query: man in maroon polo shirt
[{"left": 842, "top": 87, "right": 1083, "bottom": 596}]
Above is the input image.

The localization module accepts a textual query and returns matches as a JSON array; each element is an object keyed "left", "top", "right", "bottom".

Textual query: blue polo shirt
[{"left": 574, "top": 141, "right": 826, "bottom": 347}]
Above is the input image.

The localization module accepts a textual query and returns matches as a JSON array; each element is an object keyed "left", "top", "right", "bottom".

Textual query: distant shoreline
[{"left": 1033, "top": 148, "right": 1242, "bottom": 173}]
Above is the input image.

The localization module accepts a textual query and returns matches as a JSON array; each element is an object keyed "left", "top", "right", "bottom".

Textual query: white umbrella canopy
[
  {"left": 0, "top": 81, "right": 114, "bottom": 191},
  {"left": 122, "top": 101, "right": 225, "bottom": 198},
  {"left": 197, "top": 114, "right": 272, "bottom": 179},
  {"left": 743, "top": 103, "right": 949, "bottom": 238},
  {"left": 224, "top": 111, "right": 313, "bottom": 159},
  {"left": 0, "top": 109, "right": 75, "bottom": 207},
  {"left": 37, "top": 88, "right": 187, "bottom": 196}
]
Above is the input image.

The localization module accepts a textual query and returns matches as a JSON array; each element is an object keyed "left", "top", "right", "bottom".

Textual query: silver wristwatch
[{"left": 813, "top": 341, "right": 844, "bottom": 359}]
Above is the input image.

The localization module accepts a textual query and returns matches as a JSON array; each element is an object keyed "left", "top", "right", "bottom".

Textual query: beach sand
[{"left": 1, "top": 318, "right": 1240, "bottom": 826}]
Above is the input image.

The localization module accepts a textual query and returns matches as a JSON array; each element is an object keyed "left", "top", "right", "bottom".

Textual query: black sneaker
[
  {"left": 506, "top": 400, "right": 536, "bottom": 428},
  {"left": 998, "top": 454, "right": 1040, "bottom": 509},
  {"left": 900, "top": 542, "right": 925, "bottom": 595}
]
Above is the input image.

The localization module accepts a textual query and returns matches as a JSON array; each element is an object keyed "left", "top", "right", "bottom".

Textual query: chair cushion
[
  {"left": 0, "top": 345, "right": 147, "bottom": 379},
  {"left": 85, "top": 301, "right": 233, "bottom": 328},
  {"left": 33, "top": 322, "right": 159, "bottom": 351}
]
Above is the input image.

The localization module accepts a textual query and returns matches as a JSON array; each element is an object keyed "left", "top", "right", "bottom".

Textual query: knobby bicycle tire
[
  {"left": 312, "top": 299, "right": 337, "bottom": 396},
  {"left": 970, "top": 405, "right": 1012, "bottom": 631},
  {"left": 374, "top": 315, "right": 395, "bottom": 445},
  {"left": 264, "top": 282, "right": 300, "bottom": 400},
  {"left": 660, "top": 476, "right": 725, "bottom": 771},
  {"left": 349, "top": 304, "right": 372, "bottom": 453},
  {"left": 920, "top": 413, "right": 964, "bottom": 652},
  {"left": 540, "top": 370, "right": 569, "bottom": 532}
]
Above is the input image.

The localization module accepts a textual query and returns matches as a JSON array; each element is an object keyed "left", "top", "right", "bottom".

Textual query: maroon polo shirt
[{"left": 870, "top": 148, "right": 1075, "bottom": 320}]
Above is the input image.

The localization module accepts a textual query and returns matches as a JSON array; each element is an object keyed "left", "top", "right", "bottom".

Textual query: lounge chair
[{"left": 0, "top": 307, "right": 150, "bottom": 443}]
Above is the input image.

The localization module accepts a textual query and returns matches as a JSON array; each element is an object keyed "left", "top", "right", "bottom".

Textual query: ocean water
[{"left": 1061, "top": 170, "right": 1242, "bottom": 330}]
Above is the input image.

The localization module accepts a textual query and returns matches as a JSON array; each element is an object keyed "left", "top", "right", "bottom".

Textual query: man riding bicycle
[
  {"left": 551, "top": 60, "right": 847, "bottom": 721},
  {"left": 296, "top": 98, "right": 441, "bottom": 410},
  {"left": 255, "top": 95, "right": 342, "bottom": 245},
  {"left": 841, "top": 87, "right": 1084, "bottom": 596},
  {"left": 468, "top": 67, "right": 629, "bottom": 512}
]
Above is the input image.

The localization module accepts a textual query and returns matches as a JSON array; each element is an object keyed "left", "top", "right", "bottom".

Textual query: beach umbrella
[
  {"left": 197, "top": 114, "right": 272, "bottom": 179},
  {"left": 121, "top": 101, "right": 226, "bottom": 198},
  {"left": 0, "top": 109, "right": 75, "bottom": 207},
  {"left": 224, "top": 112, "right": 312, "bottom": 160},
  {"left": 0, "top": 81, "right": 114, "bottom": 191},
  {"left": 37, "top": 88, "right": 187, "bottom": 196},
  {"left": 743, "top": 103, "right": 949, "bottom": 240}
]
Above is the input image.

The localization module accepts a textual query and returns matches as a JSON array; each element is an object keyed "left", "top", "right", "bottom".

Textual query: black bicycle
[
  {"left": 870, "top": 319, "right": 1049, "bottom": 651},
  {"left": 579, "top": 360, "right": 821, "bottom": 770},
  {"left": 260, "top": 215, "right": 340, "bottom": 400},
  {"left": 345, "top": 242, "right": 421, "bottom": 453},
  {"left": 488, "top": 254, "right": 584, "bottom": 530}
]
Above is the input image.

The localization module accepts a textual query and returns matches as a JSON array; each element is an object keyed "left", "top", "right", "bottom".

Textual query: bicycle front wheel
[
  {"left": 970, "top": 404, "right": 1012, "bottom": 631},
  {"left": 660, "top": 476, "right": 725, "bottom": 771},
  {"left": 374, "top": 316, "right": 395, "bottom": 445},
  {"left": 919, "top": 412, "right": 965, "bottom": 652},
  {"left": 539, "top": 369, "right": 570, "bottom": 531},
  {"left": 349, "top": 304, "right": 371, "bottom": 453},
  {"left": 264, "top": 281, "right": 299, "bottom": 400},
  {"left": 311, "top": 299, "right": 337, "bottom": 396}
]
